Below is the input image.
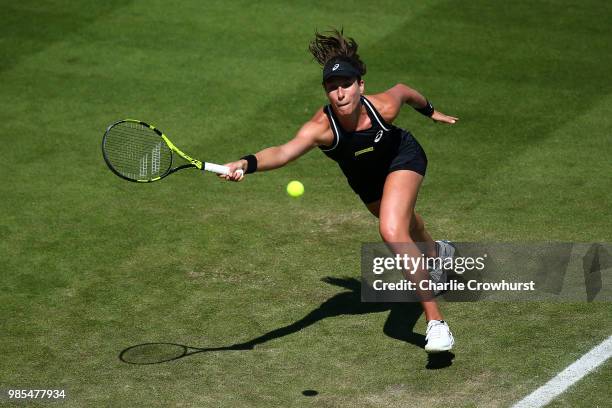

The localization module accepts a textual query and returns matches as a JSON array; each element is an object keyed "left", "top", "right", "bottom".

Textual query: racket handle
[{"left": 203, "top": 162, "right": 244, "bottom": 177}]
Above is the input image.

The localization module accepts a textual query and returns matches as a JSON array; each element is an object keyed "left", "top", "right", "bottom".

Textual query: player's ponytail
[{"left": 308, "top": 28, "right": 366, "bottom": 77}]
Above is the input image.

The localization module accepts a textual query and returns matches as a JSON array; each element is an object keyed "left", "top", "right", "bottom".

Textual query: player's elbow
[
  {"left": 393, "top": 83, "right": 410, "bottom": 93},
  {"left": 396, "top": 83, "right": 415, "bottom": 96}
]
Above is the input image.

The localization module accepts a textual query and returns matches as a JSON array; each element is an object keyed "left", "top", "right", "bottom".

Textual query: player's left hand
[{"left": 431, "top": 111, "right": 459, "bottom": 124}]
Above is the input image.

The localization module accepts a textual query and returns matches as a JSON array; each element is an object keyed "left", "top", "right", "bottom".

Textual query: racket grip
[
  {"left": 203, "top": 162, "right": 230, "bottom": 175},
  {"left": 203, "top": 162, "right": 244, "bottom": 177}
]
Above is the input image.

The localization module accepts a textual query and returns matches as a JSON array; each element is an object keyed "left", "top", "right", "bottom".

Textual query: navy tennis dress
[{"left": 319, "top": 95, "right": 428, "bottom": 203}]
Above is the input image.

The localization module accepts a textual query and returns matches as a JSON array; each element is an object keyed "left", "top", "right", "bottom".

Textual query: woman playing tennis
[{"left": 221, "top": 29, "right": 458, "bottom": 353}]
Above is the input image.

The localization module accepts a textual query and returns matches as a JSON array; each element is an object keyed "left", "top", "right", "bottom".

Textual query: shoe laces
[{"left": 426, "top": 320, "right": 448, "bottom": 340}]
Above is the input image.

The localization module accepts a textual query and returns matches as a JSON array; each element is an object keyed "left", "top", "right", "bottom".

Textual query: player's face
[{"left": 323, "top": 76, "right": 364, "bottom": 115}]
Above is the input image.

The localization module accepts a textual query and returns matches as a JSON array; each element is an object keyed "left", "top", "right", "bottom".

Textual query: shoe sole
[{"left": 425, "top": 344, "right": 454, "bottom": 353}]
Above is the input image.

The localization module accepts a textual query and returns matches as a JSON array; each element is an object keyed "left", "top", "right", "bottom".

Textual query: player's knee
[{"left": 379, "top": 221, "right": 409, "bottom": 243}]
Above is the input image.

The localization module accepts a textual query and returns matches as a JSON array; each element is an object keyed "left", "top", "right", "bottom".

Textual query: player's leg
[
  {"left": 409, "top": 212, "right": 437, "bottom": 258},
  {"left": 366, "top": 202, "right": 436, "bottom": 257},
  {"left": 377, "top": 170, "right": 440, "bottom": 319},
  {"left": 411, "top": 212, "right": 455, "bottom": 290},
  {"left": 367, "top": 198, "right": 452, "bottom": 285},
  {"left": 377, "top": 170, "right": 454, "bottom": 352}
]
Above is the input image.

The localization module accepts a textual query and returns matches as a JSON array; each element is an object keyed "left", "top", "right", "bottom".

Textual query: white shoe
[
  {"left": 428, "top": 240, "right": 455, "bottom": 294},
  {"left": 425, "top": 320, "right": 455, "bottom": 353},
  {"left": 436, "top": 240, "right": 456, "bottom": 265}
]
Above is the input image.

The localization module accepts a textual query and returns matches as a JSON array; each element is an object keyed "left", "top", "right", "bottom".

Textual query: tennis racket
[{"left": 102, "top": 119, "right": 241, "bottom": 182}]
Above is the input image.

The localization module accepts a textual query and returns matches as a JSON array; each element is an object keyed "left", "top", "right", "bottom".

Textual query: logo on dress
[
  {"left": 332, "top": 63, "right": 340, "bottom": 71},
  {"left": 374, "top": 130, "right": 383, "bottom": 143}
]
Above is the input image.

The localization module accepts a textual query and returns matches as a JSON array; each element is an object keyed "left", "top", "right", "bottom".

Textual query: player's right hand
[
  {"left": 219, "top": 160, "right": 247, "bottom": 182},
  {"left": 431, "top": 110, "right": 459, "bottom": 124}
]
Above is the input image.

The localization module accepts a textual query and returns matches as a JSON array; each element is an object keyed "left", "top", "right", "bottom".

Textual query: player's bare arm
[
  {"left": 221, "top": 109, "right": 332, "bottom": 181},
  {"left": 369, "top": 84, "right": 459, "bottom": 124}
]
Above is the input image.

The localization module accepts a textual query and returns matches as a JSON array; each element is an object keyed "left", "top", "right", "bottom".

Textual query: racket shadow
[{"left": 119, "top": 277, "right": 440, "bottom": 366}]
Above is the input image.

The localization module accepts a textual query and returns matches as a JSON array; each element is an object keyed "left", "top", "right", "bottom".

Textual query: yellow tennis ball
[{"left": 286, "top": 180, "right": 304, "bottom": 197}]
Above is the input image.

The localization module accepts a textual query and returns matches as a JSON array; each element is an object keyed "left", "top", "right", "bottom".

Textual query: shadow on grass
[{"left": 119, "top": 276, "right": 453, "bottom": 369}]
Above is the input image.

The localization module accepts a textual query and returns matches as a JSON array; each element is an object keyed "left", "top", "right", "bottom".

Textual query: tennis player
[{"left": 221, "top": 29, "right": 458, "bottom": 353}]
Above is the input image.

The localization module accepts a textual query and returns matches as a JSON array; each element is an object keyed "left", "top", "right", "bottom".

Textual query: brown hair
[{"left": 308, "top": 28, "right": 366, "bottom": 77}]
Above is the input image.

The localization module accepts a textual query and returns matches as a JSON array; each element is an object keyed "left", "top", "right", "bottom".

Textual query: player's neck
[{"left": 335, "top": 105, "right": 367, "bottom": 132}]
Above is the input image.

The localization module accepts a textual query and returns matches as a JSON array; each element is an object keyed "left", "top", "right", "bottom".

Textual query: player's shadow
[{"left": 119, "top": 276, "right": 454, "bottom": 369}]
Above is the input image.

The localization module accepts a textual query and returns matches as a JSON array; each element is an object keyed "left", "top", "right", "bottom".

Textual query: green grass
[{"left": 1, "top": 1, "right": 611, "bottom": 407}]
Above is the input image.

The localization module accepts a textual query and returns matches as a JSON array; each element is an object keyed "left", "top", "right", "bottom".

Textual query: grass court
[{"left": 1, "top": 1, "right": 611, "bottom": 406}]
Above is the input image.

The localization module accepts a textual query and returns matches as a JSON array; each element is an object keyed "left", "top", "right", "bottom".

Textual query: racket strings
[{"left": 104, "top": 122, "right": 172, "bottom": 181}]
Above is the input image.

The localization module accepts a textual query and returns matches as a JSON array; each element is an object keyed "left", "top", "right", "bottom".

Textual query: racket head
[{"left": 102, "top": 119, "right": 174, "bottom": 182}]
